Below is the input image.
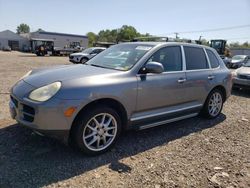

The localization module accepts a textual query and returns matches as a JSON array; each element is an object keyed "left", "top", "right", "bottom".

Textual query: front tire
[
  {"left": 80, "top": 57, "right": 88, "bottom": 64},
  {"left": 72, "top": 106, "right": 122, "bottom": 155},
  {"left": 201, "top": 89, "right": 224, "bottom": 119}
]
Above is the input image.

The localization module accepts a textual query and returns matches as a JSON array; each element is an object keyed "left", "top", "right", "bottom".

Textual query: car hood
[
  {"left": 70, "top": 52, "right": 88, "bottom": 56},
  {"left": 236, "top": 66, "right": 250, "bottom": 75},
  {"left": 231, "top": 59, "right": 242, "bottom": 63},
  {"left": 23, "top": 64, "right": 119, "bottom": 88}
]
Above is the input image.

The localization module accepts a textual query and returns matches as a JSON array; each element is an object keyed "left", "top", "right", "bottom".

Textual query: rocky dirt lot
[{"left": 0, "top": 51, "right": 249, "bottom": 188}]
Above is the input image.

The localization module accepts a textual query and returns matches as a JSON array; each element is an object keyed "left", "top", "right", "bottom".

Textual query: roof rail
[{"left": 131, "top": 36, "right": 202, "bottom": 44}]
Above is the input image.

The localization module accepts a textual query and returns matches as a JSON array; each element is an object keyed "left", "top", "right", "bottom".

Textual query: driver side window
[{"left": 147, "top": 46, "right": 182, "bottom": 72}]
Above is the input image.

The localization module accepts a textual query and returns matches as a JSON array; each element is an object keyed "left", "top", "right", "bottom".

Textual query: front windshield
[
  {"left": 82, "top": 48, "right": 94, "bottom": 54},
  {"left": 243, "top": 60, "right": 250, "bottom": 67},
  {"left": 86, "top": 44, "right": 154, "bottom": 71},
  {"left": 211, "top": 41, "right": 222, "bottom": 49},
  {"left": 232, "top": 55, "right": 246, "bottom": 60}
]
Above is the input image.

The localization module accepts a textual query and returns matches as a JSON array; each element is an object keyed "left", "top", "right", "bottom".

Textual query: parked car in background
[
  {"left": 228, "top": 55, "right": 249, "bottom": 69},
  {"left": 222, "top": 57, "right": 231, "bottom": 68},
  {"left": 9, "top": 42, "right": 232, "bottom": 155},
  {"left": 69, "top": 47, "right": 106, "bottom": 64},
  {"left": 232, "top": 59, "right": 250, "bottom": 89},
  {"left": 2, "top": 46, "right": 11, "bottom": 51}
]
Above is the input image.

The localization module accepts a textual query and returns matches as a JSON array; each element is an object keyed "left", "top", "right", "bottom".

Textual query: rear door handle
[
  {"left": 208, "top": 75, "right": 215, "bottom": 80},
  {"left": 178, "top": 78, "right": 186, "bottom": 83}
]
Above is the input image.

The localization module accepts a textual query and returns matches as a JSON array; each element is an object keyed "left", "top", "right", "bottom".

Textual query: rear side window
[
  {"left": 184, "top": 46, "right": 209, "bottom": 70},
  {"left": 206, "top": 49, "right": 220, "bottom": 68},
  {"left": 147, "top": 46, "right": 182, "bottom": 72}
]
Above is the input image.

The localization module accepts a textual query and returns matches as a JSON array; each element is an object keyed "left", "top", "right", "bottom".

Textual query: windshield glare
[
  {"left": 243, "top": 60, "right": 250, "bottom": 67},
  {"left": 232, "top": 55, "right": 246, "bottom": 60},
  {"left": 82, "top": 48, "right": 94, "bottom": 54},
  {"left": 211, "top": 41, "right": 221, "bottom": 49},
  {"left": 86, "top": 44, "right": 153, "bottom": 71}
]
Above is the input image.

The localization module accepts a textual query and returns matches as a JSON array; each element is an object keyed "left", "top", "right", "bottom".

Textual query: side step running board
[{"left": 139, "top": 113, "right": 198, "bottom": 130}]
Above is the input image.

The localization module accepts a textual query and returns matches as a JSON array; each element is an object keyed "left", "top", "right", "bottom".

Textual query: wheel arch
[
  {"left": 80, "top": 56, "right": 89, "bottom": 61},
  {"left": 70, "top": 98, "right": 128, "bottom": 138},
  {"left": 208, "top": 85, "right": 227, "bottom": 102}
]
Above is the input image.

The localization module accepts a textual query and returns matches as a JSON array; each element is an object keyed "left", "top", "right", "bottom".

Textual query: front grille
[
  {"left": 23, "top": 114, "right": 34, "bottom": 122},
  {"left": 22, "top": 104, "right": 35, "bottom": 122},
  {"left": 10, "top": 96, "right": 18, "bottom": 108},
  {"left": 237, "top": 74, "right": 250, "bottom": 80},
  {"left": 23, "top": 104, "right": 35, "bottom": 115},
  {"left": 10, "top": 95, "right": 35, "bottom": 123},
  {"left": 69, "top": 55, "right": 74, "bottom": 59}
]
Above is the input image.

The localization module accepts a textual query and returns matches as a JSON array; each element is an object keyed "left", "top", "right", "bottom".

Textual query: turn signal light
[{"left": 64, "top": 107, "right": 76, "bottom": 117}]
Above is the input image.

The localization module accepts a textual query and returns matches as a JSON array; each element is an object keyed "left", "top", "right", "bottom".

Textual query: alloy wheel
[
  {"left": 208, "top": 92, "right": 223, "bottom": 117},
  {"left": 82, "top": 113, "right": 117, "bottom": 151}
]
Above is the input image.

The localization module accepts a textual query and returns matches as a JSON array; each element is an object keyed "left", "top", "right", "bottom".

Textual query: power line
[
  {"left": 158, "top": 24, "right": 250, "bottom": 35},
  {"left": 226, "top": 37, "right": 250, "bottom": 40},
  {"left": 178, "top": 24, "right": 250, "bottom": 34}
]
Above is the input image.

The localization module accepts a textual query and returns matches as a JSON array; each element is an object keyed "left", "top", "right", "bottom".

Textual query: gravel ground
[{"left": 0, "top": 51, "right": 249, "bottom": 188}]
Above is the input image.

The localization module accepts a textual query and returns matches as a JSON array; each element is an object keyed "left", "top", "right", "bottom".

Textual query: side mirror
[{"left": 143, "top": 62, "right": 164, "bottom": 74}]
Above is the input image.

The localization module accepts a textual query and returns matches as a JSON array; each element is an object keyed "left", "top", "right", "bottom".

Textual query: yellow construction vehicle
[{"left": 210, "top": 39, "right": 231, "bottom": 58}]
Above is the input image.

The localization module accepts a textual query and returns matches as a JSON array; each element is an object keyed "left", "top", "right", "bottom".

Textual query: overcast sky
[{"left": 0, "top": 0, "right": 249, "bottom": 43}]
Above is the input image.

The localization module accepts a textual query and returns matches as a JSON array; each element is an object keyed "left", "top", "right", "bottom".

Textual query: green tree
[
  {"left": 87, "top": 32, "right": 97, "bottom": 47},
  {"left": 200, "top": 39, "right": 209, "bottom": 46},
  {"left": 16, "top": 23, "right": 30, "bottom": 34},
  {"left": 242, "top": 41, "right": 249, "bottom": 48},
  {"left": 37, "top": 28, "right": 45, "bottom": 32},
  {"left": 229, "top": 42, "right": 240, "bottom": 48},
  {"left": 87, "top": 25, "right": 151, "bottom": 45},
  {"left": 117, "top": 25, "right": 140, "bottom": 42}
]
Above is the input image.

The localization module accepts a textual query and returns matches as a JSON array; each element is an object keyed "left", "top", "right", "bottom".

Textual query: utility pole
[
  {"left": 199, "top": 35, "right": 203, "bottom": 41},
  {"left": 174, "top": 32, "right": 179, "bottom": 39}
]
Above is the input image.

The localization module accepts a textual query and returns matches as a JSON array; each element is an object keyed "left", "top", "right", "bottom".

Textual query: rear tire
[
  {"left": 201, "top": 89, "right": 224, "bottom": 119},
  {"left": 71, "top": 106, "right": 122, "bottom": 155}
]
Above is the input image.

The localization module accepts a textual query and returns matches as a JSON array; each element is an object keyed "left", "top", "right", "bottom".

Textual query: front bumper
[
  {"left": 69, "top": 56, "right": 81, "bottom": 63},
  {"left": 69, "top": 59, "right": 78, "bottom": 64},
  {"left": 233, "top": 77, "right": 250, "bottom": 89},
  {"left": 229, "top": 63, "right": 239, "bottom": 69},
  {"left": 9, "top": 80, "right": 83, "bottom": 143}
]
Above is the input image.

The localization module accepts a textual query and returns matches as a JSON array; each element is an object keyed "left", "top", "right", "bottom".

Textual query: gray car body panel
[{"left": 10, "top": 42, "right": 232, "bottom": 140}]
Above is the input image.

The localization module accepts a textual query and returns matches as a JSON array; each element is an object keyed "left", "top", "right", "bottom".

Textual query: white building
[
  {"left": 0, "top": 30, "right": 88, "bottom": 51},
  {"left": 0, "top": 30, "right": 30, "bottom": 50},
  {"left": 29, "top": 31, "right": 88, "bottom": 50}
]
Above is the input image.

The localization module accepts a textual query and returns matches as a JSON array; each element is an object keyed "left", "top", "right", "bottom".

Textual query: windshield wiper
[{"left": 89, "top": 64, "right": 106, "bottom": 68}]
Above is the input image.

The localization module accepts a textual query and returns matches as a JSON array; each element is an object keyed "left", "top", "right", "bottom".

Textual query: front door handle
[
  {"left": 178, "top": 78, "right": 186, "bottom": 83},
  {"left": 208, "top": 75, "right": 215, "bottom": 80}
]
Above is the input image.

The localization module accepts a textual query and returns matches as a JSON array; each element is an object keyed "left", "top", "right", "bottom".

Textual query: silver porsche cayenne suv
[{"left": 9, "top": 42, "right": 232, "bottom": 155}]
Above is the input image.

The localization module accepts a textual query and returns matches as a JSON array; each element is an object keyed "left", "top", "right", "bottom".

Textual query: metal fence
[{"left": 230, "top": 48, "right": 250, "bottom": 56}]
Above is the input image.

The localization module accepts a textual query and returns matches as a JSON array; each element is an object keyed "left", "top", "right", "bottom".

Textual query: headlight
[
  {"left": 19, "top": 70, "right": 32, "bottom": 81},
  {"left": 29, "top": 82, "right": 61, "bottom": 102}
]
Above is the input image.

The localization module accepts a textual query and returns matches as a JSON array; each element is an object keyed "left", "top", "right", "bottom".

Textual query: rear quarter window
[
  {"left": 184, "top": 46, "right": 209, "bottom": 70},
  {"left": 206, "top": 49, "right": 220, "bottom": 68}
]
